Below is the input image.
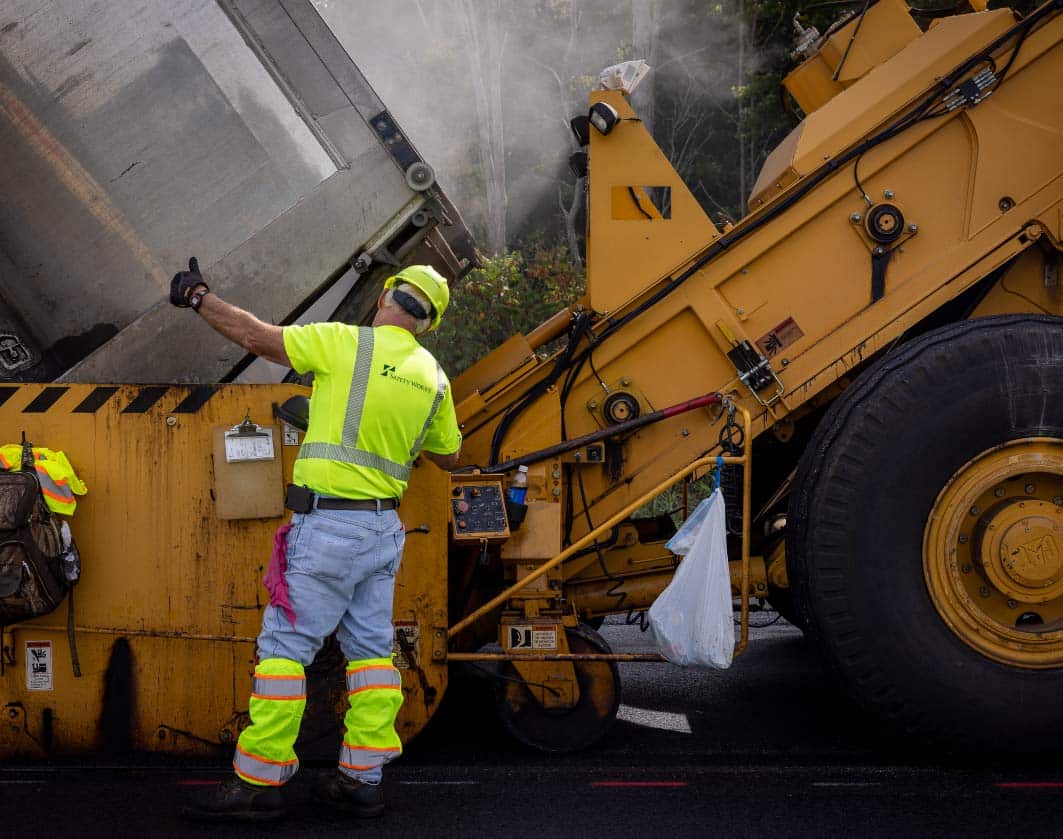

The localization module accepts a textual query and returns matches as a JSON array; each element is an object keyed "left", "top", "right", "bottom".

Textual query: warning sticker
[
  {"left": 282, "top": 423, "right": 300, "bottom": 446},
  {"left": 755, "top": 317, "right": 804, "bottom": 358},
  {"left": 25, "top": 641, "right": 53, "bottom": 691},
  {"left": 392, "top": 621, "right": 420, "bottom": 670},
  {"left": 508, "top": 625, "right": 558, "bottom": 651}
]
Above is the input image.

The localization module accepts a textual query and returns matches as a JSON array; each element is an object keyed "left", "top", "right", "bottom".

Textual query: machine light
[
  {"left": 568, "top": 151, "right": 588, "bottom": 179},
  {"left": 570, "top": 115, "right": 590, "bottom": 147},
  {"left": 588, "top": 102, "right": 619, "bottom": 136}
]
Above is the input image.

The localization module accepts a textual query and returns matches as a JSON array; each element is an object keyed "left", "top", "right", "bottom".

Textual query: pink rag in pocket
[{"left": 263, "top": 523, "right": 296, "bottom": 627}]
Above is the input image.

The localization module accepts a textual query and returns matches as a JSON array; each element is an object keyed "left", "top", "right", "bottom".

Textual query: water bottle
[
  {"left": 60, "top": 521, "right": 80, "bottom": 583},
  {"left": 507, "top": 465, "right": 528, "bottom": 505}
]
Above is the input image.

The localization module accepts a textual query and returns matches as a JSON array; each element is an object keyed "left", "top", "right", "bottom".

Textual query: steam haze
[{"left": 313, "top": 0, "right": 761, "bottom": 252}]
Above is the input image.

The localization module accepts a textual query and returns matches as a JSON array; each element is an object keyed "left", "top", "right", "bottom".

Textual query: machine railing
[{"left": 447, "top": 406, "right": 753, "bottom": 662}]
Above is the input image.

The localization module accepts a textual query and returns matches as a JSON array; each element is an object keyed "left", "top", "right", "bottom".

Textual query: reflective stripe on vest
[
  {"left": 297, "top": 326, "right": 447, "bottom": 481},
  {"left": 346, "top": 664, "right": 402, "bottom": 695},
  {"left": 34, "top": 465, "right": 75, "bottom": 512},
  {"left": 233, "top": 744, "right": 298, "bottom": 787},
  {"left": 338, "top": 742, "right": 401, "bottom": 772},
  {"left": 251, "top": 673, "right": 306, "bottom": 701}
]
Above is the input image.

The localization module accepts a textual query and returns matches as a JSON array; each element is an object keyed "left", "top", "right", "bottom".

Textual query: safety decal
[
  {"left": 0, "top": 385, "right": 219, "bottom": 414},
  {"left": 392, "top": 621, "right": 420, "bottom": 670},
  {"left": 755, "top": 317, "right": 804, "bottom": 358},
  {"left": 282, "top": 423, "right": 301, "bottom": 446},
  {"left": 508, "top": 625, "right": 558, "bottom": 651},
  {"left": 25, "top": 640, "right": 53, "bottom": 691}
]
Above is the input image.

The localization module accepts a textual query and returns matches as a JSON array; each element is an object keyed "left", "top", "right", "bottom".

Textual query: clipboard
[{"left": 211, "top": 418, "right": 284, "bottom": 520}]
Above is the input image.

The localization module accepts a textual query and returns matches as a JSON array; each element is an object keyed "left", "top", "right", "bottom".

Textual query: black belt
[{"left": 316, "top": 497, "right": 398, "bottom": 511}]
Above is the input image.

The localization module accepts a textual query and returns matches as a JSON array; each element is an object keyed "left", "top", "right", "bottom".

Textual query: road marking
[
  {"left": 812, "top": 781, "right": 882, "bottom": 786},
  {"left": 616, "top": 705, "right": 693, "bottom": 733},
  {"left": 592, "top": 781, "right": 688, "bottom": 788},
  {"left": 399, "top": 781, "right": 479, "bottom": 785}
]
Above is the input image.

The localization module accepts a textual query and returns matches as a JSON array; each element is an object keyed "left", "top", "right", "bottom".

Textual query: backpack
[{"left": 0, "top": 437, "right": 81, "bottom": 676}]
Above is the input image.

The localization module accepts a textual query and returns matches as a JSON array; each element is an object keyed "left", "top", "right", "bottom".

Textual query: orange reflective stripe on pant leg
[
  {"left": 339, "top": 658, "right": 404, "bottom": 775},
  {"left": 234, "top": 658, "right": 306, "bottom": 786}
]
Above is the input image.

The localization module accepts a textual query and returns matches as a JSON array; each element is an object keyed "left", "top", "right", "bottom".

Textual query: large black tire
[{"left": 788, "top": 315, "right": 1063, "bottom": 750}]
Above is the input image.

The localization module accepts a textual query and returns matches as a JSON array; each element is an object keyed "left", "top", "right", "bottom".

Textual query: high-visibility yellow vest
[
  {"left": 0, "top": 445, "right": 87, "bottom": 515},
  {"left": 282, "top": 323, "right": 461, "bottom": 500}
]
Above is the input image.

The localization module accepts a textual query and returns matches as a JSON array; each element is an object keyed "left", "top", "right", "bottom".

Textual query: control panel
[{"left": 449, "top": 477, "right": 510, "bottom": 542}]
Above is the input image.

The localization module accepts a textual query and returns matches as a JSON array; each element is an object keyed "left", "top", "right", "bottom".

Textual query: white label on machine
[
  {"left": 509, "top": 625, "right": 558, "bottom": 650},
  {"left": 25, "top": 641, "right": 53, "bottom": 691},
  {"left": 224, "top": 427, "right": 275, "bottom": 463},
  {"left": 392, "top": 621, "right": 420, "bottom": 669},
  {"left": 282, "top": 423, "right": 300, "bottom": 446}
]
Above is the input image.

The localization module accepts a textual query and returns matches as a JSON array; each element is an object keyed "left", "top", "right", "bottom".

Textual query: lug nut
[
  {"left": 994, "top": 488, "right": 1005, "bottom": 497},
  {"left": 1007, "top": 599, "right": 1018, "bottom": 609},
  {"left": 979, "top": 586, "right": 991, "bottom": 598},
  {"left": 958, "top": 535, "right": 969, "bottom": 544},
  {"left": 1025, "top": 483, "right": 1036, "bottom": 494},
  {"left": 962, "top": 564, "right": 972, "bottom": 574},
  {"left": 970, "top": 506, "right": 980, "bottom": 516}
]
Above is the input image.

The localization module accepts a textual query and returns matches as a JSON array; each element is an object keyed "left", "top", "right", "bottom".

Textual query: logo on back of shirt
[{"left": 380, "top": 363, "right": 432, "bottom": 394}]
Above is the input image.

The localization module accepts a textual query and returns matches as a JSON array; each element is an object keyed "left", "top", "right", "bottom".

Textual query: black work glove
[{"left": 169, "top": 257, "right": 210, "bottom": 307}]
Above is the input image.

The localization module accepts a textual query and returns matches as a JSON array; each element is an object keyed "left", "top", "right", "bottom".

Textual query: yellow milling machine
[{"left": 3, "top": 0, "right": 1063, "bottom": 758}]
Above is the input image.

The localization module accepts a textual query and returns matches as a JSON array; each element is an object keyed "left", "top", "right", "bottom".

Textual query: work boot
[
  {"left": 314, "top": 771, "right": 385, "bottom": 817},
  {"left": 182, "top": 774, "right": 286, "bottom": 822}
]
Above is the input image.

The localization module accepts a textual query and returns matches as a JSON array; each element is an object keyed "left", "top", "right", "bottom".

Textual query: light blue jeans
[{"left": 258, "top": 505, "right": 405, "bottom": 666}]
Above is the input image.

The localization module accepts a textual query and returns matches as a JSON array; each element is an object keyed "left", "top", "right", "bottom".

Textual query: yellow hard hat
[{"left": 384, "top": 265, "right": 450, "bottom": 331}]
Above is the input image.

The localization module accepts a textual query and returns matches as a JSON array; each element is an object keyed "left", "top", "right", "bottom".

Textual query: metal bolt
[
  {"left": 979, "top": 586, "right": 991, "bottom": 598},
  {"left": 1007, "top": 599, "right": 1018, "bottom": 609},
  {"left": 552, "top": 469, "right": 561, "bottom": 479},
  {"left": 1025, "top": 483, "right": 1035, "bottom": 494},
  {"left": 166, "top": 416, "right": 177, "bottom": 427},
  {"left": 958, "top": 534, "right": 969, "bottom": 544},
  {"left": 588, "top": 400, "right": 598, "bottom": 410},
  {"left": 962, "top": 564, "right": 972, "bottom": 574},
  {"left": 756, "top": 583, "right": 766, "bottom": 591},
  {"left": 681, "top": 429, "right": 690, "bottom": 437},
  {"left": 883, "top": 189, "right": 895, "bottom": 199},
  {"left": 970, "top": 506, "right": 980, "bottom": 516},
  {"left": 873, "top": 246, "right": 885, "bottom": 255},
  {"left": 907, "top": 223, "right": 918, "bottom": 233},
  {"left": 781, "top": 358, "right": 790, "bottom": 366},
  {"left": 620, "top": 377, "right": 632, "bottom": 387},
  {"left": 994, "top": 487, "right": 1005, "bottom": 497},
  {"left": 736, "top": 308, "right": 744, "bottom": 315},
  {"left": 850, "top": 212, "right": 863, "bottom": 223},
  {"left": 7, "top": 708, "right": 17, "bottom": 719},
  {"left": 552, "top": 488, "right": 562, "bottom": 497}
]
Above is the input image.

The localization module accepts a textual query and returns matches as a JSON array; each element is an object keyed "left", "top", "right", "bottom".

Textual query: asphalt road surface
[{"left": 4, "top": 618, "right": 1061, "bottom": 838}]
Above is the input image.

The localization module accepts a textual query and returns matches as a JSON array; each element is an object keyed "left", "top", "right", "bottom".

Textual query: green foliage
[{"left": 422, "top": 242, "right": 586, "bottom": 375}]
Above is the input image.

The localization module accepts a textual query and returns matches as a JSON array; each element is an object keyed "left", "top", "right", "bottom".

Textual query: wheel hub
[
  {"left": 979, "top": 500, "right": 1063, "bottom": 603},
  {"left": 924, "top": 439, "right": 1063, "bottom": 668}
]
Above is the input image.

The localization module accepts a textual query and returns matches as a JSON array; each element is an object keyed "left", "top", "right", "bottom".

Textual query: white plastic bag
[{"left": 648, "top": 490, "right": 734, "bottom": 668}]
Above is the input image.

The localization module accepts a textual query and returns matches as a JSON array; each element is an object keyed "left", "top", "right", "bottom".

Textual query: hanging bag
[{"left": 648, "top": 488, "right": 735, "bottom": 669}]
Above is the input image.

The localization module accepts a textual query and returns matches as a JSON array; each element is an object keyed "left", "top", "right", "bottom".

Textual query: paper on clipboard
[{"left": 224, "top": 419, "right": 276, "bottom": 463}]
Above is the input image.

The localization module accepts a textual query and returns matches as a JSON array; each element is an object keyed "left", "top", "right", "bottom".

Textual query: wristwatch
[{"left": 189, "top": 287, "right": 211, "bottom": 312}]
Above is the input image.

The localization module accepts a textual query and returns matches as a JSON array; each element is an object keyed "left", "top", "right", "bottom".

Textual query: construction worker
[{"left": 171, "top": 259, "right": 461, "bottom": 822}]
